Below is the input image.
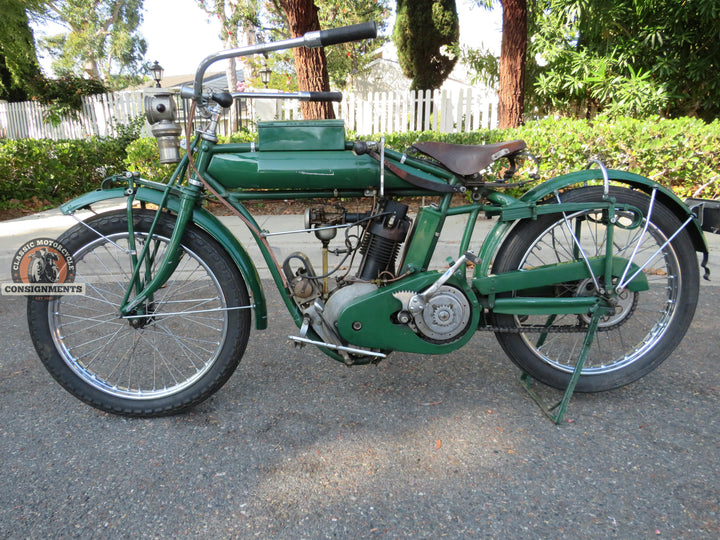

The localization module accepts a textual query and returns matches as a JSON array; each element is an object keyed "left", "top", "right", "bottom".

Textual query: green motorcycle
[{"left": 27, "top": 23, "right": 708, "bottom": 422}]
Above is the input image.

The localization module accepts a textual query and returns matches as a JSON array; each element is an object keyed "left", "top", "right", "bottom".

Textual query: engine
[
  {"left": 283, "top": 198, "right": 412, "bottom": 305},
  {"left": 356, "top": 198, "right": 411, "bottom": 281},
  {"left": 283, "top": 198, "right": 472, "bottom": 362}
]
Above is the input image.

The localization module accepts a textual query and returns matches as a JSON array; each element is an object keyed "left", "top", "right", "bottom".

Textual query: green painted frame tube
[{"left": 474, "top": 257, "right": 648, "bottom": 297}]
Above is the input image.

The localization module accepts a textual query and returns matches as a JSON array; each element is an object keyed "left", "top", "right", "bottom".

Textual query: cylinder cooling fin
[{"left": 356, "top": 199, "right": 411, "bottom": 281}]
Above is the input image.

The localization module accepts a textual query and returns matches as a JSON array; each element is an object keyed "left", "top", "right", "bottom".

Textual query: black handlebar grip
[
  {"left": 318, "top": 22, "right": 377, "bottom": 47},
  {"left": 212, "top": 91, "right": 234, "bottom": 108},
  {"left": 353, "top": 141, "right": 370, "bottom": 155},
  {"left": 301, "top": 92, "right": 343, "bottom": 102}
]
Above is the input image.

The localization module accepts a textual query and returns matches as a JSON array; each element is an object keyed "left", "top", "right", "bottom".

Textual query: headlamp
[{"left": 144, "top": 91, "right": 182, "bottom": 164}]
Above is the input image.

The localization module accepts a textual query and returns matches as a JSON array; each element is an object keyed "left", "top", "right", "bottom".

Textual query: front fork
[{"left": 119, "top": 182, "right": 201, "bottom": 317}]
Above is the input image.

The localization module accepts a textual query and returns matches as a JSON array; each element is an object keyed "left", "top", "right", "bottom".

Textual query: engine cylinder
[{"left": 357, "top": 199, "right": 411, "bottom": 281}]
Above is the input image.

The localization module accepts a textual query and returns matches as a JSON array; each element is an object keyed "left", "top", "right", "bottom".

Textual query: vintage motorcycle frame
[{"left": 45, "top": 23, "right": 707, "bottom": 423}]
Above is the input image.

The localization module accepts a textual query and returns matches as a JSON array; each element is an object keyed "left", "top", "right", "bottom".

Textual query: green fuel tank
[{"left": 204, "top": 120, "right": 450, "bottom": 193}]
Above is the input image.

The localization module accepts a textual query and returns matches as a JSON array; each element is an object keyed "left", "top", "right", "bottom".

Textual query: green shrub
[
  {"left": 123, "top": 129, "right": 257, "bottom": 181},
  {"left": 3, "top": 116, "right": 719, "bottom": 213},
  {"left": 0, "top": 137, "right": 128, "bottom": 210},
  {"left": 123, "top": 137, "right": 178, "bottom": 180},
  {"left": 378, "top": 116, "right": 720, "bottom": 199}
]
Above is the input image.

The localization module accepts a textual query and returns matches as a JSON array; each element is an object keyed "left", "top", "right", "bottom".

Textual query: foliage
[
  {"left": 393, "top": 0, "right": 460, "bottom": 90},
  {"left": 0, "top": 113, "right": 144, "bottom": 210},
  {"left": 0, "top": 137, "right": 130, "bottom": 210},
  {"left": 224, "top": 129, "right": 256, "bottom": 143},
  {"left": 194, "top": 3, "right": 262, "bottom": 82},
  {"left": 39, "top": 0, "right": 147, "bottom": 86},
  {"left": 315, "top": 0, "right": 390, "bottom": 89},
  {"left": 32, "top": 75, "right": 108, "bottom": 125},
  {"left": 5, "top": 117, "right": 720, "bottom": 213},
  {"left": 197, "top": 0, "right": 262, "bottom": 34},
  {"left": 197, "top": 0, "right": 390, "bottom": 96},
  {"left": 379, "top": 117, "right": 720, "bottom": 199},
  {"left": 196, "top": 0, "right": 263, "bottom": 131},
  {"left": 455, "top": 44, "right": 499, "bottom": 89},
  {"left": 465, "top": 0, "right": 528, "bottom": 129},
  {"left": 0, "top": 0, "right": 45, "bottom": 101},
  {"left": 123, "top": 137, "right": 177, "bottom": 180},
  {"left": 246, "top": 54, "right": 300, "bottom": 91},
  {"left": 122, "top": 130, "right": 256, "bottom": 180},
  {"left": 529, "top": 0, "right": 720, "bottom": 120}
]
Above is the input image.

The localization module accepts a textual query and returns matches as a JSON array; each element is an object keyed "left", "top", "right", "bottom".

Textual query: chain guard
[{"left": 480, "top": 295, "right": 639, "bottom": 334}]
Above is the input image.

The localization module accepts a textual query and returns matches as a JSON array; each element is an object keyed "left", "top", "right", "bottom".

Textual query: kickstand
[{"left": 520, "top": 310, "right": 602, "bottom": 425}]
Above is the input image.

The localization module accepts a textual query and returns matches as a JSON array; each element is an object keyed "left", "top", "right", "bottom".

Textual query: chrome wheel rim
[
  {"left": 513, "top": 208, "right": 681, "bottom": 375},
  {"left": 49, "top": 232, "right": 229, "bottom": 400}
]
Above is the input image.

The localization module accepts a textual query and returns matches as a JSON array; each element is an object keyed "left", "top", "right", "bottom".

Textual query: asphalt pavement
[{"left": 1, "top": 206, "right": 719, "bottom": 538}]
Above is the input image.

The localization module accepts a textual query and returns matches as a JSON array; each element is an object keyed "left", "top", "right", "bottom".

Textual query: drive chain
[{"left": 478, "top": 324, "right": 593, "bottom": 334}]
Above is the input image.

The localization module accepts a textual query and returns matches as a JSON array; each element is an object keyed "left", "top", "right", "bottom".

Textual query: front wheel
[
  {"left": 27, "top": 209, "right": 252, "bottom": 416},
  {"left": 491, "top": 186, "right": 700, "bottom": 392}
]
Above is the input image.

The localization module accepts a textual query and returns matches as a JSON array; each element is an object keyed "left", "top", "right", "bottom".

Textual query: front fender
[
  {"left": 60, "top": 187, "right": 268, "bottom": 330},
  {"left": 520, "top": 168, "right": 708, "bottom": 255}
]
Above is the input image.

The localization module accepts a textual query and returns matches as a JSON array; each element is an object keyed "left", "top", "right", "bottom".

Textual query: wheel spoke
[
  {"left": 49, "top": 228, "right": 228, "bottom": 399},
  {"left": 492, "top": 187, "right": 698, "bottom": 391}
]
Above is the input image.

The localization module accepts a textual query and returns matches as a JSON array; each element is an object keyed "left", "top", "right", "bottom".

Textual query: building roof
[{"left": 129, "top": 70, "right": 245, "bottom": 91}]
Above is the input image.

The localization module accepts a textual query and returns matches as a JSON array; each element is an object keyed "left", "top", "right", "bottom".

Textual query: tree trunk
[
  {"left": 225, "top": 57, "right": 239, "bottom": 133},
  {"left": 498, "top": 0, "right": 527, "bottom": 129},
  {"left": 277, "top": 0, "right": 335, "bottom": 119},
  {"left": 217, "top": 0, "right": 239, "bottom": 134}
]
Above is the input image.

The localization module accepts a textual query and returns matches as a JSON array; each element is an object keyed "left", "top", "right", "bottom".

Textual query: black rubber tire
[
  {"left": 27, "top": 209, "right": 251, "bottom": 416},
  {"left": 490, "top": 186, "right": 699, "bottom": 392}
]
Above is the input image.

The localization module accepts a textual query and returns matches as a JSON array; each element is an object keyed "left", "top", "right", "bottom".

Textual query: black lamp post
[
  {"left": 259, "top": 63, "right": 272, "bottom": 89},
  {"left": 150, "top": 61, "right": 164, "bottom": 88}
]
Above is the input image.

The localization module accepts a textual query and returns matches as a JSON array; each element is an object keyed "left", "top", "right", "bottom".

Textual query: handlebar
[
  {"left": 179, "top": 88, "right": 344, "bottom": 106},
  {"left": 190, "top": 22, "right": 377, "bottom": 105},
  {"left": 231, "top": 91, "right": 343, "bottom": 103},
  {"left": 316, "top": 22, "right": 378, "bottom": 47}
]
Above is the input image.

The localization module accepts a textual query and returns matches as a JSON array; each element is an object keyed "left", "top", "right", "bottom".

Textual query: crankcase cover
[
  {"left": 335, "top": 273, "right": 480, "bottom": 354},
  {"left": 412, "top": 285, "right": 472, "bottom": 343}
]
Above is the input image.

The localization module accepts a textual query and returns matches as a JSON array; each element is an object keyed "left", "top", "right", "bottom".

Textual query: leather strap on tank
[{"left": 369, "top": 151, "right": 465, "bottom": 194}]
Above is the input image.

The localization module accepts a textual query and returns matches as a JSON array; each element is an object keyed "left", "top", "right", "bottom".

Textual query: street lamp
[
  {"left": 259, "top": 63, "right": 272, "bottom": 89},
  {"left": 150, "top": 61, "right": 164, "bottom": 88}
]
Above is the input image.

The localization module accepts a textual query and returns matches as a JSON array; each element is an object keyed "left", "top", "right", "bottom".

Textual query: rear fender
[
  {"left": 520, "top": 169, "right": 708, "bottom": 254},
  {"left": 474, "top": 169, "right": 708, "bottom": 281}
]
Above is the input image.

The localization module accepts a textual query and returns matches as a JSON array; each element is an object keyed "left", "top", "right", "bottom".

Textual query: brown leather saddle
[{"left": 412, "top": 140, "right": 527, "bottom": 176}]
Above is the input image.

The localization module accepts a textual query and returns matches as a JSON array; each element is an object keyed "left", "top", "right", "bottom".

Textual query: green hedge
[
  {"left": 122, "top": 130, "right": 256, "bottom": 180},
  {"left": 2, "top": 116, "right": 719, "bottom": 212},
  {"left": 0, "top": 137, "right": 128, "bottom": 211},
  {"left": 380, "top": 116, "right": 720, "bottom": 199}
]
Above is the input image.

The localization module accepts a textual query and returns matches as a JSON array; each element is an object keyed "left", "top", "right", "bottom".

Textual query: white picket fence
[
  {"left": 341, "top": 89, "right": 498, "bottom": 134},
  {"left": 0, "top": 91, "right": 147, "bottom": 140},
  {"left": 0, "top": 88, "right": 498, "bottom": 140},
  {"left": 276, "top": 89, "right": 499, "bottom": 134}
]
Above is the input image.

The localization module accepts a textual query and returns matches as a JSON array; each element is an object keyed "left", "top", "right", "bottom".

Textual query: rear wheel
[
  {"left": 27, "top": 209, "right": 252, "bottom": 416},
  {"left": 491, "top": 186, "right": 699, "bottom": 392}
]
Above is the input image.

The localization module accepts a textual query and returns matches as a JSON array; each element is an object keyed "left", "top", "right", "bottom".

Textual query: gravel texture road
[{"left": 2, "top": 278, "right": 719, "bottom": 538}]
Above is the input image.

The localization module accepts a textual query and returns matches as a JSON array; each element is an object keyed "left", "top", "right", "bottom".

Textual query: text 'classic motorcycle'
[{"left": 27, "top": 23, "right": 709, "bottom": 423}]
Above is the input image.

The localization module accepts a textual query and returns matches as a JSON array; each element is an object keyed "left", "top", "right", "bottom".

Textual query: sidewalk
[
  {"left": 1, "top": 203, "right": 718, "bottom": 283},
  {"left": 0, "top": 203, "right": 494, "bottom": 282}
]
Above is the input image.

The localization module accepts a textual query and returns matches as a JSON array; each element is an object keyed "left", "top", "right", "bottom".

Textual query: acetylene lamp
[{"left": 144, "top": 91, "right": 182, "bottom": 164}]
